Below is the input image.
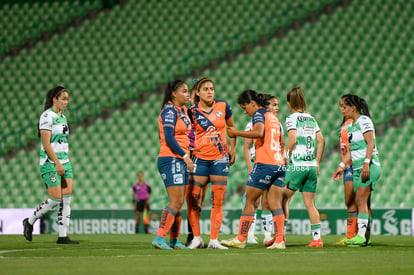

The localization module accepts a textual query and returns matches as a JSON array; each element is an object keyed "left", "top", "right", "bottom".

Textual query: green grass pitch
[{"left": 1, "top": 234, "right": 413, "bottom": 274}]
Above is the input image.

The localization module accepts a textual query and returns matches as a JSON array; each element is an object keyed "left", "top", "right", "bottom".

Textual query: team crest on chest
[{"left": 216, "top": 111, "right": 223, "bottom": 117}]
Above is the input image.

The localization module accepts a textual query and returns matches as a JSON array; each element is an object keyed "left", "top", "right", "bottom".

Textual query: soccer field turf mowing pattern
[{"left": 1, "top": 235, "right": 413, "bottom": 274}]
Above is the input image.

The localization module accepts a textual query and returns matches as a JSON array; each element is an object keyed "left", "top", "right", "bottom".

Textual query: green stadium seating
[{"left": 1, "top": 0, "right": 413, "bottom": 210}]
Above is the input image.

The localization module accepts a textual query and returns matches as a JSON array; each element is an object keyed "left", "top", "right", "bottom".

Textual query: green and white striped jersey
[
  {"left": 285, "top": 112, "right": 320, "bottom": 166},
  {"left": 347, "top": 115, "right": 380, "bottom": 170},
  {"left": 39, "top": 108, "right": 69, "bottom": 166}
]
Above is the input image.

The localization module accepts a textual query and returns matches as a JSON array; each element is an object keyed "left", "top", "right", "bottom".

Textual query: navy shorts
[
  {"left": 343, "top": 165, "right": 353, "bottom": 183},
  {"left": 158, "top": 157, "right": 189, "bottom": 187},
  {"left": 191, "top": 156, "right": 230, "bottom": 177},
  {"left": 247, "top": 163, "right": 285, "bottom": 190}
]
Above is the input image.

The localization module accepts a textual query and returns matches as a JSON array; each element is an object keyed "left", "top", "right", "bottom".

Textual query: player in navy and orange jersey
[
  {"left": 151, "top": 79, "right": 194, "bottom": 250},
  {"left": 186, "top": 78, "right": 236, "bottom": 249},
  {"left": 334, "top": 117, "right": 358, "bottom": 245},
  {"left": 221, "top": 90, "right": 286, "bottom": 250},
  {"left": 243, "top": 95, "right": 283, "bottom": 244}
]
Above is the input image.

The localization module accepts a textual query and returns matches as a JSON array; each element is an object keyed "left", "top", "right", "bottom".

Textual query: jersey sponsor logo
[
  {"left": 165, "top": 110, "right": 175, "bottom": 119},
  {"left": 297, "top": 115, "right": 313, "bottom": 122},
  {"left": 173, "top": 174, "right": 183, "bottom": 184}
]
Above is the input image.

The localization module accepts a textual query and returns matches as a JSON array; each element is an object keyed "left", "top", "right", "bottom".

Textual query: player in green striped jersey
[
  {"left": 332, "top": 94, "right": 380, "bottom": 247},
  {"left": 282, "top": 87, "right": 325, "bottom": 248},
  {"left": 23, "top": 86, "right": 78, "bottom": 244}
]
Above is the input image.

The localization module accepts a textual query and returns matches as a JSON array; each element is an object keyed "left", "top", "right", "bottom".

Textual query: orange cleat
[
  {"left": 307, "top": 239, "right": 323, "bottom": 247},
  {"left": 263, "top": 235, "right": 276, "bottom": 247}
]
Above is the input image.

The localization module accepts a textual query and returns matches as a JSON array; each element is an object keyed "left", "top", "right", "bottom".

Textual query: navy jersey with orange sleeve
[
  {"left": 190, "top": 99, "right": 232, "bottom": 160},
  {"left": 252, "top": 108, "right": 284, "bottom": 165},
  {"left": 158, "top": 102, "right": 191, "bottom": 158},
  {"left": 340, "top": 118, "right": 353, "bottom": 166}
]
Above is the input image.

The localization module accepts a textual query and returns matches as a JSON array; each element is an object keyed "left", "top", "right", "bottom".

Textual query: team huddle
[
  {"left": 152, "top": 78, "right": 381, "bottom": 250},
  {"left": 22, "top": 80, "right": 381, "bottom": 250}
]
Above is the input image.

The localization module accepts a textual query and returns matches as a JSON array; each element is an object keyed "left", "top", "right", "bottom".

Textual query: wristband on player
[
  {"left": 182, "top": 153, "right": 188, "bottom": 158},
  {"left": 339, "top": 162, "right": 345, "bottom": 169},
  {"left": 364, "top": 158, "right": 371, "bottom": 164}
]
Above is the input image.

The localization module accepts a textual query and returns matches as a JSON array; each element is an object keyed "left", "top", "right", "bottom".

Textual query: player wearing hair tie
[
  {"left": 332, "top": 94, "right": 381, "bottom": 247},
  {"left": 23, "top": 86, "right": 78, "bottom": 244},
  {"left": 186, "top": 78, "right": 236, "bottom": 250}
]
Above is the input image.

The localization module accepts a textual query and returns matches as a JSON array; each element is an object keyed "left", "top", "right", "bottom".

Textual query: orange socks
[
  {"left": 170, "top": 211, "right": 182, "bottom": 241},
  {"left": 237, "top": 214, "right": 255, "bottom": 242},
  {"left": 156, "top": 206, "right": 177, "bottom": 238},
  {"left": 272, "top": 208, "right": 285, "bottom": 243},
  {"left": 187, "top": 184, "right": 202, "bottom": 237},
  {"left": 347, "top": 211, "right": 358, "bottom": 239},
  {"left": 210, "top": 184, "right": 226, "bottom": 240}
]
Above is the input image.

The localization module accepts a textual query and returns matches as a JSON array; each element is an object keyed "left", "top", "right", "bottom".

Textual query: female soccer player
[
  {"left": 187, "top": 78, "right": 236, "bottom": 249},
  {"left": 243, "top": 95, "right": 282, "bottom": 244},
  {"left": 334, "top": 114, "right": 358, "bottom": 245},
  {"left": 151, "top": 79, "right": 194, "bottom": 250},
  {"left": 221, "top": 90, "right": 286, "bottom": 249},
  {"left": 281, "top": 87, "right": 325, "bottom": 247},
  {"left": 332, "top": 94, "right": 380, "bottom": 247},
  {"left": 23, "top": 86, "right": 78, "bottom": 244}
]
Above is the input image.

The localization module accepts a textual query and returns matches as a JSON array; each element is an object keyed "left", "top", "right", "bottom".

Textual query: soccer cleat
[
  {"left": 220, "top": 237, "right": 246, "bottom": 248},
  {"left": 56, "top": 237, "right": 80, "bottom": 244},
  {"left": 267, "top": 241, "right": 286, "bottom": 250},
  {"left": 334, "top": 237, "right": 348, "bottom": 245},
  {"left": 363, "top": 239, "right": 372, "bottom": 247},
  {"left": 263, "top": 232, "right": 273, "bottom": 244},
  {"left": 344, "top": 235, "right": 366, "bottom": 246},
  {"left": 247, "top": 236, "right": 258, "bottom": 244},
  {"left": 307, "top": 239, "right": 323, "bottom": 247},
  {"left": 152, "top": 236, "right": 172, "bottom": 250},
  {"left": 263, "top": 236, "right": 276, "bottom": 247},
  {"left": 207, "top": 239, "right": 228, "bottom": 249},
  {"left": 170, "top": 239, "right": 190, "bottom": 249},
  {"left": 187, "top": 236, "right": 205, "bottom": 249},
  {"left": 185, "top": 233, "right": 194, "bottom": 246},
  {"left": 23, "top": 218, "right": 33, "bottom": 242}
]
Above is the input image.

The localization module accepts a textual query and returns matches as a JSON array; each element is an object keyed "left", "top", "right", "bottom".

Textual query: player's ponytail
[
  {"left": 287, "top": 87, "right": 308, "bottom": 113},
  {"left": 358, "top": 97, "right": 371, "bottom": 118},
  {"left": 341, "top": 94, "right": 371, "bottom": 119},
  {"left": 161, "top": 79, "right": 185, "bottom": 110}
]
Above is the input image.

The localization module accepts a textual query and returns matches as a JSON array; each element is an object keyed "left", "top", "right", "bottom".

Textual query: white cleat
[
  {"left": 267, "top": 241, "right": 286, "bottom": 250},
  {"left": 263, "top": 232, "right": 273, "bottom": 244},
  {"left": 247, "top": 236, "right": 258, "bottom": 244},
  {"left": 187, "top": 236, "right": 205, "bottom": 249},
  {"left": 207, "top": 239, "right": 228, "bottom": 249},
  {"left": 221, "top": 237, "right": 246, "bottom": 248}
]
